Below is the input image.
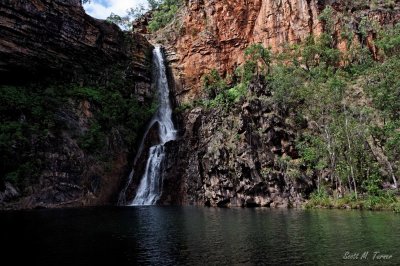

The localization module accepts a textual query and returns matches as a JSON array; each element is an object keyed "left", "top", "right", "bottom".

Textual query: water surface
[{"left": 1, "top": 207, "right": 398, "bottom": 265}]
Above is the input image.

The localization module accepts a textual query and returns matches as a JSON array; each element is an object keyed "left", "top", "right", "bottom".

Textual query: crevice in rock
[{"left": 306, "top": 0, "right": 315, "bottom": 34}]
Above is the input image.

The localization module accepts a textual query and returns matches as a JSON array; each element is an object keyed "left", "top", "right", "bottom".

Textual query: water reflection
[{"left": 0, "top": 207, "right": 398, "bottom": 265}]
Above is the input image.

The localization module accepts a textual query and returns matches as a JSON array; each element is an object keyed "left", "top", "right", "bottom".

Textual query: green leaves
[
  {"left": 244, "top": 44, "right": 272, "bottom": 77},
  {"left": 376, "top": 24, "right": 400, "bottom": 57},
  {"left": 0, "top": 83, "right": 156, "bottom": 188},
  {"left": 202, "top": 69, "right": 227, "bottom": 99},
  {"left": 104, "top": 0, "right": 183, "bottom": 32},
  {"left": 78, "top": 121, "right": 105, "bottom": 153},
  {"left": 269, "top": 64, "right": 305, "bottom": 113},
  {"left": 189, "top": 15, "right": 400, "bottom": 201},
  {"left": 147, "top": 0, "right": 162, "bottom": 10},
  {"left": 365, "top": 55, "right": 400, "bottom": 119},
  {"left": 106, "top": 13, "right": 131, "bottom": 29},
  {"left": 201, "top": 67, "right": 249, "bottom": 109},
  {"left": 0, "top": 85, "right": 55, "bottom": 188},
  {"left": 296, "top": 134, "right": 326, "bottom": 169},
  {"left": 319, "top": 6, "right": 335, "bottom": 36},
  {"left": 147, "top": 0, "right": 183, "bottom": 32}
]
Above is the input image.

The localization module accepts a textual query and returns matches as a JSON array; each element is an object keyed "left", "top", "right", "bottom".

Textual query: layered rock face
[
  {"left": 154, "top": 0, "right": 400, "bottom": 207},
  {"left": 153, "top": 0, "right": 399, "bottom": 102},
  {"left": 0, "top": 0, "right": 152, "bottom": 85},
  {"left": 160, "top": 79, "right": 313, "bottom": 207},
  {"left": 0, "top": 0, "right": 154, "bottom": 209},
  {"left": 155, "top": 0, "right": 322, "bottom": 102}
]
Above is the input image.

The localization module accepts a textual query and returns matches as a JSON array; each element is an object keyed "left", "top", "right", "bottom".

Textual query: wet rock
[{"left": 217, "top": 198, "right": 231, "bottom": 207}]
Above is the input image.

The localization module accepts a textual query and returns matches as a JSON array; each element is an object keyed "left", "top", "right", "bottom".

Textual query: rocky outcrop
[
  {"left": 149, "top": 0, "right": 322, "bottom": 102},
  {"left": 142, "top": 0, "right": 400, "bottom": 208},
  {"left": 149, "top": 0, "right": 400, "bottom": 102},
  {"left": 160, "top": 78, "right": 313, "bottom": 207},
  {"left": 0, "top": 0, "right": 152, "bottom": 85},
  {"left": 132, "top": 11, "right": 153, "bottom": 34},
  {"left": 0, "top": 0, "right": 154, "bottom": 210}
]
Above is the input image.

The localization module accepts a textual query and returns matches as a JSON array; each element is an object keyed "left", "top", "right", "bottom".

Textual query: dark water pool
[{"left": 1, "top": 207, "right": 399, "bottom": 265}]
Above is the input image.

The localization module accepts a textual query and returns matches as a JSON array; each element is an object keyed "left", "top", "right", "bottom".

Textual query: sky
[{"left": 83, "top": 0, "right": 148, "bottom": 20}]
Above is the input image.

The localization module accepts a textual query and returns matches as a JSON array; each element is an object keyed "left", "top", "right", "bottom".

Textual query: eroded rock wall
[
  {"left": 0, "top": 0, "right": 154, "bottom": 209},
  {"left": 160, "top": 79, "right": 313, "bottom": 207},
  {"left": 0, "top": 0, "right": 152, "bottom": 85},
  {"left": 153, "top": 0, "right": 322, "bottom": 102},
  {"left": 151, "top": 0, "right": 399, "bottom": 102},
  {"left": 154, "top": 0, "right": 400, "bottom": 207}
]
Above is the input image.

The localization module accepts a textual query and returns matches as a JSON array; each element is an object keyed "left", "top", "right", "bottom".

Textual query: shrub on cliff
[
  {"left": 104, "top": 0, "right": 183, "bottom": 32},
  {"left": 376, "top": 23, "right": 400, "bottom": 58},
  {"left": 202, "top": 69, "right": 227, "bottom": 99},
  {"left": 244, "top": 44, "right": 272, "bottom": 76},
  {"left": 194, "top": 21, "right": 400, "bottom": 203},
  {"left": 0, "top": 83, "right": 156, "bottom": 189},
  {"left": 148, "top": 0, "right": 184, "bottom": 32}
]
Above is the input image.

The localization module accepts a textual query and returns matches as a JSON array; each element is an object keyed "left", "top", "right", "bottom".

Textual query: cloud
[{"left": 84, "top": 0, "right": 148, "bottom": 20}]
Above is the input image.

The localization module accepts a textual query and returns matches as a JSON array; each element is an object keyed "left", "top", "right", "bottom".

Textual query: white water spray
[{"left": 130, "top": 46, "right": 177, "bottom": 205}]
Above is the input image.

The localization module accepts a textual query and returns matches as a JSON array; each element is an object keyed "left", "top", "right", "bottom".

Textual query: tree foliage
[
  {"left": 244, "top": 44, "right": 271, "bottom": 76},
  {"left": 376, "top": 23, "right": 400, "bottom": 57},
  {"left": 104, "top": 0, "right": 183, "bottom": 32},
  {"left": 147, "top": 0, "right": 183, "bottom": 32},
  {"left": 0, "top": 80, "right": 156, "bottom": 189},
  {"left": 147, "top": 0, "right": 162, "bottom": 10},
  {"left": 195, "top": 15, "right": 400, "bottom": 202}
]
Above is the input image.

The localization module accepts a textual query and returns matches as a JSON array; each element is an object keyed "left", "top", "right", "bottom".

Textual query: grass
[{"left": 305, "top": 190, "right": 400, "bottom": 212}]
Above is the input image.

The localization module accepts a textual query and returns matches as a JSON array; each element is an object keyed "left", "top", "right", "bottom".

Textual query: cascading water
[{"left": 129, "top": 46, "right": 177, "bottom": 206}]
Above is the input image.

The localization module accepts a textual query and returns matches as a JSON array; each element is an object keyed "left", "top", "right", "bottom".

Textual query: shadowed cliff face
[
  {"left": 151, "top": 0, "right": 400, "bottom": 102},
  {"left": 0, "top": 0, "right": 154, "bottom": 209},
  {"left": 0, "top": 0, "right": 152, "bottom": 85}
]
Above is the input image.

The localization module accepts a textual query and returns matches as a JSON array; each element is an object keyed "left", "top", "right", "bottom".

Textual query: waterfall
[{"left": 129, "top": 46, "right": 177, "bottom": 206}]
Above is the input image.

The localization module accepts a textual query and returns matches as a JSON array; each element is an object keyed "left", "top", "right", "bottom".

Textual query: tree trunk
[
  {"left": 344, "top": 107, "right": 357, "bottom": 199},
  {"left": 366, "top": 136, "right": 398, "bottom": 189}
]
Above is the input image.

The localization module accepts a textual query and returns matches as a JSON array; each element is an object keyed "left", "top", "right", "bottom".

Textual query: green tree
[
  {"left": 147, "top": 0, "right": 183, "bottom": 32},
  {"left": 244, "top": 44, "right": 271, "bottom": 76},
  {"left": 148, "top": 0, "right": 161, "bottom": 10},
  {"left": 106, "top": 13, "right": 130, "bottom": 29},
  {"left": 106, "top": 4, "right": 146, "bottom": 30},
  {"left": 376, "top": 23, "right": 400, "bottom": 57},
  {"left": 202, "top": 69, "right": 227, "bottom": 99}
]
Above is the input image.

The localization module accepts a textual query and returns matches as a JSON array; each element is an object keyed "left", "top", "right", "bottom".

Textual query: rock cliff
[
  {"left": 1, "top": 0, "right": 399, "bottom": 209},
  {"left": 160, "top": 78, "right": 312, "bottom": 207},
  {"left": 152, "top": 0, "right": 400, "bottom": 207},
  {"left": 151, "top": 0, "right": 399, "bottom": 102},
  {"left": 0, "top": 0, "right": 152, "bottom": 85},
  {"left": 0, "top": 0, "right": 154, "bottom": 209}
]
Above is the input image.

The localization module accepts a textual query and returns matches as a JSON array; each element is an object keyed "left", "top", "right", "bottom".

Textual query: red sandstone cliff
[{"left": 150, "top": 0, "right": 400, "bottom": 102}]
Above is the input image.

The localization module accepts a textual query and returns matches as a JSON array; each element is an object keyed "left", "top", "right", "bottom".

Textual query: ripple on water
[{"left": 0, "top": 207, "right": 398, "bottom": 266}]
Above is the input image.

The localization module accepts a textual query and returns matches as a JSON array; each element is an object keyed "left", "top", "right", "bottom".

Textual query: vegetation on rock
[
  {"left": 147, "top": 0, "right": 184, "bottom": 32},
  {"left": 0, "top": 0, "right": 156, "bottom": 208},
  {"left": 192, "top": 11, "right": 400, "bottom": 210},
  {"left": 0, "top": 81, "right": 156, "bottom": 193},
  {"left": 105, "top": 0, "right": 183, "bottom": 32}
]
